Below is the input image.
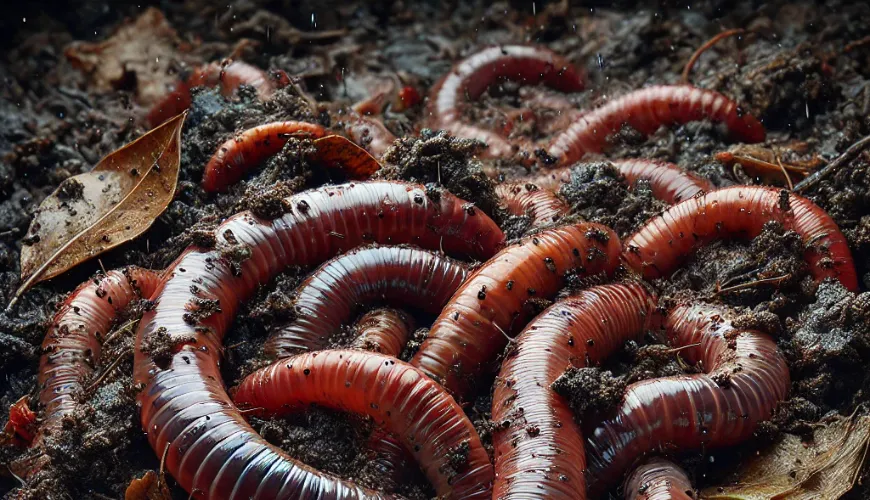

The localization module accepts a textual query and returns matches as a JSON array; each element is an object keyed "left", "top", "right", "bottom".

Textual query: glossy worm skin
[
  {"left": 623, "top": 186, "right": 859, "bottom": 291},
  {"left": 624, "top": 457, "right": 694, "bottom": 500},
  {"left": 37, "top": 267, "right": 159, "bottom": 448},
  {"left": 494, "top": 182, "right": 570, "bottom": 227},
  {"left": 133, "top": 181, "right": 503, "bottom": 499},
  {"left": 585, "top": 303, "right": 790, "bottom": 494},
  {"left": 344, "top": 110, "right": 397, "bottom": 160},
  {"left": 148, "top": 61, "right": 275, "bottom": 127},
  {"left": 233, "top": 350, "right": 493, "bottom": 498},
  {"left": 265, "top": 245, "right": 469, "bottom": 359},
  {"left": 491, "top": 283, "right": 658, "bottom": 499},
  {"left": 350, "top": 308, "right": 414, "bottom": 355},
  {"left": 527, "top": 159, "right": 713, "bottom": 205},
  {"left": 202, "top": 121, "right": 328, "bottom": 192},
  {"left": 411, "top": 222, "right": 621, "bottom": 397},
  {"left": 428, "top": 45, "right": 586, "bottom": 158},
  {"left": 548, "top": 85, "right": 766, "bottom": 165}
]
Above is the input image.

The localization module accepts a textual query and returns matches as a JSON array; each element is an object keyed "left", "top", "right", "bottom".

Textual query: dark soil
[{"left": 2, "top": 0, "right": 870, "bottom": 499}]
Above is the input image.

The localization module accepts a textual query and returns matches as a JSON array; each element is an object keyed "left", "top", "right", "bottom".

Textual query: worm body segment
[
  {"left": 265, "top": 245, "right": 468, "bottom": 359},
  {"left": 233, "top": 349, "right": 493, "bottom": 499},
  {"left": 428, "top": 45, "right": 585, "bottom": 158},
  {"left": 624, "top": 457, "right": 694, "bottom": 500},
  {"left": 350, "top": 308, "right": 415, "bottom": 356},
  {"left": 411, "top": 222, "right": 621, "bottom": 396},
  {"left": 548, "top": 86, "right": 765, "bottom": 165},
  {"left": 584, "top": 303, "right": 790, "bottom": 493},
  {"left": 491, "top": 283, "right": 658, "bottom": 499},
  {"left": 494, "top": 183, "right": 570, "bottom": 227},
  {"left": 622, "top": 186, "right": 858, "bottom": 291},
  {"left": 202, "top": 121, "right": 328, "bottom": 192},
  {"left": 133, "top": 181, "right": 502, "bottom": 498}
]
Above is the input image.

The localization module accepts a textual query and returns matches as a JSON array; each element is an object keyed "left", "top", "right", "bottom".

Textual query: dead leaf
[
  {"left": 125, "top": 471, "right": 171, "bottom": 500},
  {"left": 310, "top": 135, "right": 382, "bottom": 179},
  {"left": 702, "top": 413, "right": 870, "bottom": 500},
  {"left": 11, "top": 112, "right": 186, "bottom": 309},
  {"left": 65, "top": 8, "right": 191, "bottom": 106}
]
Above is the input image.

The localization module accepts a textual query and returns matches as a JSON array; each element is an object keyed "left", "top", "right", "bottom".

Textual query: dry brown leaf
[
  {"left": 124, "top": 471, "right": 171, "bottom": 500},
  {"left": 310, "top": 135, "right": 382, "bottom": 179},
  {"left": 702, "top": 413, "right": 870, "bottom": 500},
  {"left": 11, "top": 112, "right": 186, "bottom": 309},
  {"left": 65, "top": 7, "right": 190, "bottom": 106}
]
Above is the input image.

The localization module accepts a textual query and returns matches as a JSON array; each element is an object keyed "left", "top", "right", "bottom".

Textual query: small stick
[
  {"left": 84, "top": 349, "right": 131, "bottom": 394},
  {"left": 682, "top": 29, "right": 746, "bottom": 84},
  {"left": 775, "top": 153, "right": 794, "bottom": 190},
  {"left": 793, "top": 134, "right": 870, "bottom": 193},
  {"left": 713, "top": 275, "right": 790, "bottom": 297}
]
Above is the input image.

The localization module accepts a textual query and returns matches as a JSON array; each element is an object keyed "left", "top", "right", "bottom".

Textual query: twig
[
  {"left": 682, "top": 29, "right": 746, "bottom": 84},
  {"left": 84, "top": 349, "right": 132, "bottom": 393},
  {"left": 793, "top": 134, "right": 870, "bottom": 193},
  {"left": 775, "top": 152, "right": 794, "bottom": 190},
  {"left": 101, "top": 318, "right": 139, "bottom": 346},
  {"left": 713, "top": 275, "right": 790, "bottom": 297}
]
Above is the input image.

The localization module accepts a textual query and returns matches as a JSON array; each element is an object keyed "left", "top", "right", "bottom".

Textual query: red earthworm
[
  {"left": 201, "top": 121, "right": 328, "bottom": 192},
  {"left": 148, "top": 61, "right": 277, "bottom": 127},
  {"left": 548, "top": 85, "right": 766, "bottom": 165},
  {"left": 264, "top": 245, "right": 469, "bottom": 359},
  {"left": 491, "top": 282, "right": 658, "bottom": 499},
  {"left": 233, "top": 349, "right": 493, "bottom": 498},
  {"left": 584, "top": 302, "right": 790, "bottom": 494},
  {"left": 622, "top": 185, "right": 858, "bottom": 291},
  {"left": 526, "top": 159, "right": 712, "bottom": 205},
  {"left": 428, "top": 45, "right": 586, "bottom": 158},
  {"left": 494, "top": 182, "right": 569, "bottom": 227},
  {"left": 349, "top": 308, "right": 415, "bottom": 355},
  {"left": 37, "top": 267, "right": 160, "bottom": 448},
  {"left": 411, "top": 222, "right": 621, "bottom": 396},
  {"left": 343, "top": 111, "right": 397, "bottom": 159},
  {"left": 624, "top": 457, "right": 694, "bottom": 500},
  {"left": 133, "top": 181, "right": 503, "bottom": 498}
]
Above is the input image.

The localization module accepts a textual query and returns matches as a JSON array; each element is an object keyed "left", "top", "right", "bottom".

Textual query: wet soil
[{"left": 2, "top": 0, "right": 870, "bottom": 498}]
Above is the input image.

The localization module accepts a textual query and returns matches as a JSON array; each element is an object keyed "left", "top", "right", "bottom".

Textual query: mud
[{"left": 2, "top": 0, "right": 870, "bottom": 498}]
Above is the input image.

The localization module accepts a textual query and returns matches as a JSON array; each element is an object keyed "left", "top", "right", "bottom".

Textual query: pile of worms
[{"left": 18, "top": 43, "right": 861, "bottom": 499}]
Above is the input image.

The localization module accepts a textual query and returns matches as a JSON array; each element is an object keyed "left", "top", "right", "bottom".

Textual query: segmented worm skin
[
  {"left": 525, "top": 159, "right": 712, "bottom": 205},
  {"left": 624, "top": 457, "right": 694, "bottom": 500},
  {"left": 350, "top": 308, "right": 415, "bottom": 355},
  {"left": 202, "top": 121, "right": 328, "bottom": 192},
  {"left": 233, "top": 349, "right": 493, "bottom": 498},
  {"left": 265, "top": 245, "right": 469, "bottom": 359},
  {"left": 622, "top": 185, "right": 859, "bottom": 291},
  {"left": 147, "top": 61, "right": 274, "bottom": 127},
  {"left": 37, "top": 267, "right": 159, "bottom": 447},
  {"left": 491, "top": 283, "right": 658, "bottom": 499},
  {"left": 411, "top": 222, "right": 621, "bottom": 396},
  {"left": 133, "top": 181, "right": 504, "bottom": 499},
  {"left": 494, "top": 182, "right": 570, "bottom": 227},
  {"left": 584, "top": 303, "right": 790, "bottom": 494},
  {"left": 344, "top": 111, "right": 397, "bottom": 159},
  {"left": 428, "top": 45, "right": 586, "bottom": 158},
  {"left": 548, "top": 85, "right": 766, "bottom": 165}
]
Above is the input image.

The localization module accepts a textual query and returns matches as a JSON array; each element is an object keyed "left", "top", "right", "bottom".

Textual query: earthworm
[
  {"left": 548, "top": 85, "right": 765, "bottom": 165},
  {"left": 233, "top": 349, "right": 493, "bottom": 498},
  {"left": 584, "top": 302, "right": 790, "bottom": 494},
  {"left": 201, "top": 121, "right": 328, "bottom": 192},
  {"left": 491, "top": 282, "right": 658, "bottom": 499},
  {"left": 624, "top": 457, "right": 694, "bottom": 500},
  {"left": 622, "top": 185, "right": 858, "bottom": 291},
  {"left": 349, "top": 308, "right": 415, "bottom": 355},
  {"left": 344, "top": 111, "right": 397, "bottom": 159},
  {"left": 428, "top": 45, "right": 586, "bottom": 158},
  {"left": 37, "top": 267, "right": 160, "bottom": 447},
  {"left": 411, "top": 222, "right": 621, "bottom": 396},
  {"left": 148, "top": 61, "right": 276, "bottom": 127},
  {"left": 494, "top": 182, "right": 570, "bottom": 227},
  {"left": 526, "top": 159, "right": 712, "bottom": 204},
  {"left": 133, "top": 181, "right": 503, "bottom": 498},
  {"left": 265, "top": 245, "right": 469, "bottom": 359}
]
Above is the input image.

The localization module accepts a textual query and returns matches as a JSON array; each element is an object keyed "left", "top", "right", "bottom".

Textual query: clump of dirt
[
  {"left": 378, "top": 129, "right": 506, "bottom": 223},
  {"left": 552, "top": 367, "right": 627, "bottom": 415},
  {"left": 558, "top": 161, "right": 666, "bottom": 238}
]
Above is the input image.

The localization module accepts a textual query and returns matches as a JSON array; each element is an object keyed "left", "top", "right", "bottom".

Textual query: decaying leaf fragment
[
  {"left": 65, "top": 7, "right": 191, "bottom": 105},
  {"left": 12, "top": 112, "right": 186, "bottom": 308},
  {"left": 703, "top": 412, "right": 870, "bottom": 500},
  {"left": 310, "top": 135, "right": 382, "bottom": 179},
  {"left": 124, "top": 470, "right": 171, "bottom": 500}
]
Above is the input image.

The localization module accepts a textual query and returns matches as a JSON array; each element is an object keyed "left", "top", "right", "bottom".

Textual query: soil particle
[
  {"left": 399, "top": 327, "right": 429, "bottom": 362},
  {"left": 551, "top": 367, "right": 627, "bottom": 416}
]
